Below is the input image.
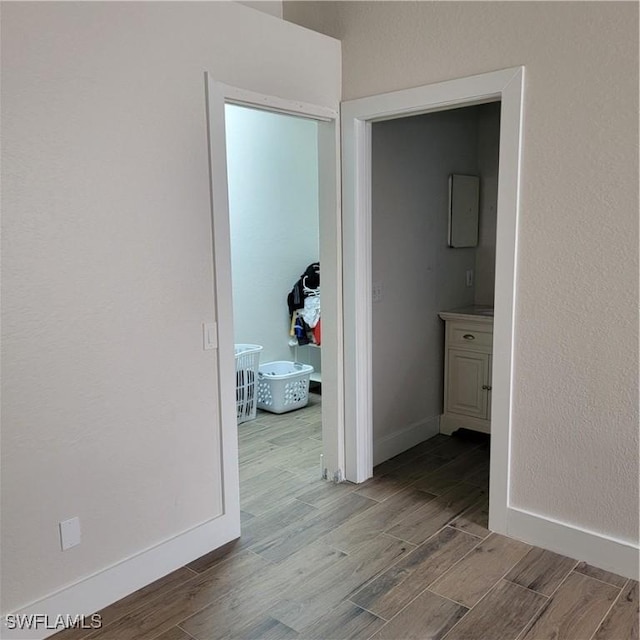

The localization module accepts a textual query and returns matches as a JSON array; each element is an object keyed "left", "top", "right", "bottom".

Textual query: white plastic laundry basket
[
  {"left": 257, "top": 361, "right": 314, "bottom": 414},
  {"left": 235, "top": 344, "right": 263, "bottom": 424}
]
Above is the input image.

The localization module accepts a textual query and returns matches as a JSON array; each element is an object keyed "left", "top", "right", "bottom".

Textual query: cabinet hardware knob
[
  {"left": 463, "top": 334, "right": 475, "bottom": 340},
  {"left": 482, "top": 385, "right": 492, "bottom": 390}
]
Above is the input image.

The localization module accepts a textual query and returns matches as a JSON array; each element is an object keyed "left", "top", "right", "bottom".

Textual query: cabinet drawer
[{"left": 449, "top": 325, "right": 493, "bottom": 350}]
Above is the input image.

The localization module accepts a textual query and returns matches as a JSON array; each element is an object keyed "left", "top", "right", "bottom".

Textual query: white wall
[
  {"left": 284, "top": 1, "right": 639, "bottom": 544},
  {"left": 371, "top": 108, "right": 480, "bottom": 458},
  {"left": 1, "top": 1, "right": 340, "bottom": 617},
  {"left": 236, "top": 1, "right": 283, "bottom": 19},
  {"left": 226, "top": 105, "right": 319, "bottom": 363},
  {"left": 475, "top": 102, "right": 500, "bottom": 306}
]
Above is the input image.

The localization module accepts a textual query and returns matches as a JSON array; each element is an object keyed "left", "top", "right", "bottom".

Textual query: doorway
[
  {"left": 205, "top": 77, "right": 343, "bottom": 539},
  {"left": 341, "top": 67, "right": 525, "bottom": 535},
  {"left": 224, "top": 103, "right": 326, "bottom": 505},
  {"left": 370, "top": 102, "right": 500, "bottom": 462}
]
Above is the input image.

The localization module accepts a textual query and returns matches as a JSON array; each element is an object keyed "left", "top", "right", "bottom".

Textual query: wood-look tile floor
[{"left": 54, "top": 394, "right": 638, "bottom": 640}]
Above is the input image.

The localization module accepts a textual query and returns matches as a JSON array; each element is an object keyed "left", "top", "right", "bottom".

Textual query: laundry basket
[
  {"left": 235, "top": 344, "right": 263, "bottom": 424},
  {"left": 257, "top": 361, "right": 314, "bottom": 414}
]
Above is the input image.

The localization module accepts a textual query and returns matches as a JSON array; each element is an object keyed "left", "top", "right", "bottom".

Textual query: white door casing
[
  {"left": 205, "top": 75, "right": 345, "bottom": 497},
  {"left": 341, "top": 67, "right": 526, "bottom": 534}
]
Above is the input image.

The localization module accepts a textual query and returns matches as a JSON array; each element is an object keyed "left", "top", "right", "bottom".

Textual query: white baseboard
[
  {"left": 1, "top": 513, "right": 240, "bottom": 640},
  {"left": 373, "top": 415, "right": 440, "bottom": 466},
  {"left": 507, "top": 506, "right": 639, "bottom": 581}
]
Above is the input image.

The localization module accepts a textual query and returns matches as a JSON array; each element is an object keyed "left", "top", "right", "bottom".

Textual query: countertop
[{"left": 438, "top": 305, "right": 494, "bottom": 323}]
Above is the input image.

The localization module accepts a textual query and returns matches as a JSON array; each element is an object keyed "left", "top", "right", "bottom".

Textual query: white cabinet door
[{"left": 446, "top": 349, "right": 490, "bottom": 419}]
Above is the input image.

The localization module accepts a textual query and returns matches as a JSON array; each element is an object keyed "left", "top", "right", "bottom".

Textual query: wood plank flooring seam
[
  {"left": 591, "top": 579, "right": 639, "bottom": 640},
  {"left": 503, "top": 557, "right": 579, "bottom": 596},
  {"left": 273, "top": 463, "right": 323, "bottom": 481},
  {"left": 368, "top": 581, "right": 471, "bottom": 628},
  {"left": 584, "top": 579, "right": 631, "bottom": 640},
  {"left": 347, "top": 526, "right": 481, "bottom": 624},
  {"left": 456, "top": 568, "right": 552, "bottom": 624},
  {"left": 571, "top": 570, "right": 628, "bottom": 592},
  {"left": 441, "top": 580, "right": 549, "bottom": 640},
  {"left": 242, "top": 498, "right": 320, "bottom": 532},
  {"left": 511, "top": 565, "right": 583, "bottom": 640},
  {"left": 246, "top": 547, "right": 278, "bottom": 565},
  {"left": 345, "top": 523, "right": 472, "bottom": 602},
  {"left": 378, "top": 530, "right": 424, "bottom": 546},
  {"left": 425, "top": 587, "right": 478, "bottom": 611},
  {"left": 415, "top": 525, "right": 486, "bottom": 590},
  {"left": 346, "top": 600, "right": 392, "bottom": 623},
  {"left": 365, "top": 586, "right": 471, "bottom": 640},
  {"left": 357, "top": 580, "right": 472, "bottom": 640},
  {"left": 337, "top": 532, "right": 418, "bottom": 599},
  {"left": 428, "top": 532, "right": 534, "bottom": 610},
  {"left": 295, "top": 489, "right": 359, "bottom": 508},
  {"left": 446, "top": 521, "right": 491, "bottom": 540},
  {"left": 344, "top": 528, "right": 483, "bottom": 638},
  {"left": 507, "top": 562, "right": 580, "bottom": 640},
  {"left": 514, "top": 572, "right": 624, "bottom": 640},
  {"left": 572, "top": 562, "right": 629, "bottom": 589},
  {"left": 172, "top": 626, "right": 197, "bottom": 640}
]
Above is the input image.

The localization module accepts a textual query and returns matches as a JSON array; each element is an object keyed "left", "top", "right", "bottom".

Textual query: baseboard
[
  {"left": 373, "top": 415, "right": 440, "bottom": 466},
  {"left": 507, "top": 506, "right": 639, "bottom": 581},
  {"left": 1, "top": 513, "right": 240, "bottom": 640}
]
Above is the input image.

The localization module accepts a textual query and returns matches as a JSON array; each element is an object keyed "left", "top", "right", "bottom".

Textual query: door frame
[
  {"left": 204, "top": 75, "right": 345, "bottom": 537},
  {"left": 341, "top": 67, "right": 525, "bottom": 533}
]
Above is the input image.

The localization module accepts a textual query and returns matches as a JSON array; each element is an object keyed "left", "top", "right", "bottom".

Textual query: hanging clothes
[
  {"left": 300, "top": 294, "right": 321, "bottom": 328},
  {"left": 287, "top": 262, "right": 319, "bottom": 315},
  {"left": 287, "top": 263, "right": 321, "bottom": 345}
]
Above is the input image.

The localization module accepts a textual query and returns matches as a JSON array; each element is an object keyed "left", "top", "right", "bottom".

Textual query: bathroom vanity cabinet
[{"left": 439, "top": 308, "right": 494, "bottom": 435}]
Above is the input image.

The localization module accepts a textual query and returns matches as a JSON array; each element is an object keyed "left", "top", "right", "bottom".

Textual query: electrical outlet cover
[{"left": 60, "top": 517, "right": 81, "bottom": 551}]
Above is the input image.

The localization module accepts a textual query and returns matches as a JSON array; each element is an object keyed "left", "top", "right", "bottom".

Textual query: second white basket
[
  {"left": 257, "top": 361, "right": 314, "bottom": 414},
  {"left": 235, "top": 344, "right": 263, "bottom": 424}
]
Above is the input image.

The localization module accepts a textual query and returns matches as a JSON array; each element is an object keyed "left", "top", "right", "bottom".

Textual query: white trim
[
  {"left": 205, "top": 74, "right": 242, "bottom": 529},
  {"left": 488, "top": 67, "right": 525, "bottom": 533},
  {"left": 507, "top": 507, "right": 640, "bottom": 581},
  {"left": 221, "top": 84, "right": 338, "bottom": 122},
  {"left": 317, "top": 117, "right": 346, "bottom": 479},
  {"left": 342, "top": 115, "right": 373, "bottom": 483},
  {"left": 341, "top": 67, "right": 526, "bottom": 536},
  {"left": 373, "top": 416, "right": 441, "bottom": 467},
  {"left": 1, "top": 517, "right": 239, "bottom": 640}
]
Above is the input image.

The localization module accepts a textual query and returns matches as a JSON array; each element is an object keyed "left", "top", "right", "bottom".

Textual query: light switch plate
[
  {"left": 372, "top": 282, "right": 383, "bottom": 303},
  {"left": 203, "top": 322, "right": 218, "bottom": 350}
]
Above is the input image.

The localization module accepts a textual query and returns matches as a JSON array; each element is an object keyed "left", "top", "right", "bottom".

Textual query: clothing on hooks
[{"left": 287, "top": 262, "right": 321, "bottom": 345}]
